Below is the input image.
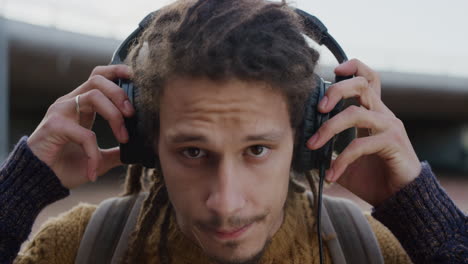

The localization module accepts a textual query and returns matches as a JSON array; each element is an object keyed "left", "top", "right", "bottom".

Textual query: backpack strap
[
  {"left": 307, "top": 192, "right": 384, "bottom": 264},
  {"left": 307, "top": 192, "right": 347, "bottom": 264},
  {"left": 324, "top": 195, "right": 384, "bottom": 264},
  {"left": 75, "top": 192, "right": 148, "bottom": 264},
  {"left": 111, "top": 192, "right": 148, "bottom": 263}
]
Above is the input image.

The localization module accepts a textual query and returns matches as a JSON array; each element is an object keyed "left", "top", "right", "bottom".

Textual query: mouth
[{"left": 206, "top": 222, "right": 254, "bottom": 241}]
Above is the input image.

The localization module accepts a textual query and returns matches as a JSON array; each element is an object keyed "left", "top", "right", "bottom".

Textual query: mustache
[{"left": 196, "top": 212, "right": 268, "bottom": 231}]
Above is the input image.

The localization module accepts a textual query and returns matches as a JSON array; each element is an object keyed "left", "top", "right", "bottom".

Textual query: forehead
[{"left": 159, "top": 77, "right": 291, "bottom": 139}]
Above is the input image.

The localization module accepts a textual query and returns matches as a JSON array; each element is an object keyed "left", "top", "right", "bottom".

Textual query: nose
[{"left": 205, "top": 157, "right": 246, "bottom": 217}]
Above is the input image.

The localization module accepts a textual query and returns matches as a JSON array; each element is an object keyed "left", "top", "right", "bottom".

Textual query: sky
[{"left": 1, "top": 0, "right": 468, "bottom": 77}]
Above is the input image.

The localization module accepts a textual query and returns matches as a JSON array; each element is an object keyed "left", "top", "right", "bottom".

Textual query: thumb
[{"left": 97, "top": 147, "right": 123, "bottom": 176}]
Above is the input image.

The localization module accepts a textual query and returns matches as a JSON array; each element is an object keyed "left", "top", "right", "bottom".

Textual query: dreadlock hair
[{"left": 121, "top": 0, "right": 322, "bottom": 262}]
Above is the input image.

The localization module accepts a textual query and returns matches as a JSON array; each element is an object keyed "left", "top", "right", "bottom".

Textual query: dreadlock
[
  {"left": 121, "top": 0, "right": 322, "bottom": 262},
  {"left": 123, "top": 166, "right": 169, "bottom": 263},
  {"left": 121, "top": 164, "right": 143, "bottom": 196}
]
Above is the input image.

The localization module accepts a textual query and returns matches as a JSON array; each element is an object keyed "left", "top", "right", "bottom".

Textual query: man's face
[{"left": 158, "top": 77, "right": 294, "bottom": 264}]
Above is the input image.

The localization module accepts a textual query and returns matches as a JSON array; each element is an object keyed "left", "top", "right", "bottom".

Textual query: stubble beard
[{"left": 209, "top": 239, "right": 272, "bottom": 264}]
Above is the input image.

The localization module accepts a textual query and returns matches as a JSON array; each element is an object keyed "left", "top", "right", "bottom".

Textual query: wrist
[
  {"left": 27, "top": 132, "right": 51, "bottom": 167},
  {"left": 390, "top": 158, "right": 422, "bottom": 198}
]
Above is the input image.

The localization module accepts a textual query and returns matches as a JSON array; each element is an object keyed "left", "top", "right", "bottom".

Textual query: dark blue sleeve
[
  {"left": 372, "top": 161, "right": 468, "bottom": 264},
  {"left": 0, "top": 137, "right": 69, "bottom": 264}
]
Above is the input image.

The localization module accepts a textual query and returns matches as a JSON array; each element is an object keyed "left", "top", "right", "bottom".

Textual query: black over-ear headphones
[{"left": 110, "top": 8, "right": 355, "bottom": 264}]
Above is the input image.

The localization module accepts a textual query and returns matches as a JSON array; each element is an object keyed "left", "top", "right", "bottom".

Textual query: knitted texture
[
  {"left": 14, "top": 203, "right": 96, "bottom": 264},
  {"left": 0, "top": 137, "right": 69, "bottom": 264},
  {"left": 365, "top": 214, "right": 412, "bottom": 263},
  {"left": 373, "top": 161, "right": 468, "bottom": 263},
  {"left": 14, "top": 192, "right": 410, "bottom": 264}
]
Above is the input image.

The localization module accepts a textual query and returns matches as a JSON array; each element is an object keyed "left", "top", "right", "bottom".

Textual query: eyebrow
[
  {"left": 168, "top": 134, "right": 209, "bottom": 144},
  {"left": 168, "top": 131, "right": 284, "bottom": 144},
  {"left": 244, "top": 131, "right": 283, "bottom": 142}
]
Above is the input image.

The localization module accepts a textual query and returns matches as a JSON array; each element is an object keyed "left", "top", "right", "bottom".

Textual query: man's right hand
[{"left": 27, "top": 65, "right": 134, "bottom": 189}]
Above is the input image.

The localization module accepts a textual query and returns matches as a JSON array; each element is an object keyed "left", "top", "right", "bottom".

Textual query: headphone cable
[{"left": 317, "top": 164, "right": 326, "bottom": 264}]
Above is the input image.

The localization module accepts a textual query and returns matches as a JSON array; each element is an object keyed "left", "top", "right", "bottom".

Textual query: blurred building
[{"left": 1, "top": 18, "right": 468, "bottom": 173}]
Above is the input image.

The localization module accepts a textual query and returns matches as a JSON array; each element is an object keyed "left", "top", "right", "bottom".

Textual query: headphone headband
[
  {"left": 110, "top": 9, "right": 347, "bottom": 66},
  {"left": 294, "top": 9, "right": 348, "bottom": 63}
]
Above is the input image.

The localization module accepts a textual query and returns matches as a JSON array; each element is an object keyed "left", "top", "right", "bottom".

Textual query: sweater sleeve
[
  {"left": 13, "top": 204, "right": 96, "bottom": 264},
  {"left": 365, "top": 214, "right": 412, "bottom": 264},
  {"left": 0, "top": 137, "right": 70, "bottom": 264},
  {"left": 372, "top": 161, "right": 468, "bottom": 264}
]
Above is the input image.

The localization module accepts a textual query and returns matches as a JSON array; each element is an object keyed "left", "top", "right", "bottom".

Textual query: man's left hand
[{"left": 306, "top": 59, "right": 421, "bottom": 206}]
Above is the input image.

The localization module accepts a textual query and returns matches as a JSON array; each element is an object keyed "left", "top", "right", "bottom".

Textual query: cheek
[
  {"left": 247, "top": 143, "right": 293, "bottom": 212},
  {"left": 158, "top": 147, "right": 202, "bottom": 222}
]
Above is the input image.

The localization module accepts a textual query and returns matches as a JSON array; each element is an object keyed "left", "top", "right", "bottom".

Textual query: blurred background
[{"left": 0, "top": 0, "right": 467, "bottom": 236}]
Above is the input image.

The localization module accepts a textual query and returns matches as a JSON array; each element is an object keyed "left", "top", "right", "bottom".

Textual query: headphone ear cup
[
  {"left": 334, "top": 127, "right": 356, "bottom": 154},
  {"left": 118, "top": 78, "right": 156, "bottom": 168},
  {"left": 292, "top": 77, "right": 356, "bottom": 173},
  {"left": 292, "top": 76, "right": 322, "bottom": 172}
]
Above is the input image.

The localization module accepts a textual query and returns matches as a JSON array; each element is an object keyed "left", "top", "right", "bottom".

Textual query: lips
[{"left": 211, "top": 222, "right": 254, "bottom": 240}]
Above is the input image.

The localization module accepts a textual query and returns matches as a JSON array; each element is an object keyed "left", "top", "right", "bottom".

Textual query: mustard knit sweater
[{"left": 14, "top": 190, "right": 411, "bottom": 264}]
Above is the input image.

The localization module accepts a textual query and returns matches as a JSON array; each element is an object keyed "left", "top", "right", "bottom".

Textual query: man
[{"left": 1, "top": 0, "right": 467, "bottom": 263}]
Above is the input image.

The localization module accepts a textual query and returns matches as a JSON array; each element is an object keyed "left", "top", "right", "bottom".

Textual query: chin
[
  {"left": 207, "top": 240, "right": 269, "bottom": 264},
  {"left": 191, "top": 220, "right": 272, "bottom": 264}
]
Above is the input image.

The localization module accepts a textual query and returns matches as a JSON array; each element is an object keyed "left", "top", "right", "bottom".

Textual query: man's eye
[
  {"left": 182, "top": 147, "right": 206, "bottom": 159},
  {"left": 246, "top": 145, "right": 270, "bottom": 157}
]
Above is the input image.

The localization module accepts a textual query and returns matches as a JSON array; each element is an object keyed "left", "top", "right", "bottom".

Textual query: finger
[
  {"left": 61, "top": 69, "right": 135, "bottom": 117},
  {"left": 98, "top": 147, "right": 122, "bottom": 176},
  {"left": 47, "top": 87, "right": 130, "bottom": 143},
  {"left": 70, "top": 75, "right": 134, "bottom": 117},
  {"left": 307, "top": 105, "right": 390, "bottom": 150},
  {"left": 334, "top": 58, "right": 381, "bottom": 95},
  {"left": 48, "top": 92, "right": 127, "bottom": 143},
  {"left": 90, "top": 65, "right": 132, "bottom": 81},
  {"left": 76, "top": 89, "right": 129, "bottom": 143},
  {"left": 319, "top": 76, "right": 391, "bottom": 115},
  {"left": 327, "top": 134, "right": 390, "bottom": 182},
  {"left": 45, "top": 116, "right": 102, "bottom": 181}
]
